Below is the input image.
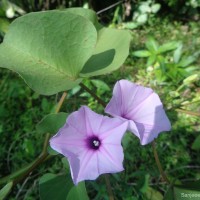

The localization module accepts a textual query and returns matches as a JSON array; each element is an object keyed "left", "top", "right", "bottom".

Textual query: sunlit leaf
[
  {"left": 158, "top": 41, "right": 179, "bottom": 54},
  {"left": 147, "top": 54, "right": 156, "bottom": 66},
  {"left": 145, "top": 37, "right": 159, "bottom": 53},
  {"left": 132, "top": 50, "right": 151, "bottom": 57},
  {"left": 151, "top": 4, "right": 161, "bottom": 13},
  {"left": 173, "top": 43, "right": 183, "bottom": 63},
  {"left": 0, "top": 11, "right": 97, "bottom": 95}
]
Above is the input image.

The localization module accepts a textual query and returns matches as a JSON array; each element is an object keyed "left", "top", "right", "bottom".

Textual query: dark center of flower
[{"left": 87, "top": 136, "right": 101, "bottom": 150}]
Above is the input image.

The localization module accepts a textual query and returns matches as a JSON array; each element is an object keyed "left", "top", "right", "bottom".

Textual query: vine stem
[
  {"left": 55, "top": 92, "right": 67, "bottom": 113},
  {"left": 152, "top": 141, "right": 170, "bottom": 184},
  {"left": 175, "top": 108, "right": 200, "bottom": 117},
  {"left": 79, "top": 83, "right": 106, "bottom": 107},
  {"left": 0, "top": 92, "right": 67, "bottom": 186},
  {"left": 104, "top": 174, "right": 115, "bottom": 200}
]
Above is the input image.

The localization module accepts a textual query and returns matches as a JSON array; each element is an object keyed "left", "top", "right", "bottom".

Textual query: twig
[
  {"left": 176, "top": 109, "right": 200, "bottom": 117},
  {"left": 55, "top": 92, "right": 67, "bottom": 113},
  {"left": 79, "top": 83, "right": 106, "bottom": 107},
  {"left": 15, "top": 173, "right": 32, "bottom": 199},
  {"left": 152, "top": 141, "right": 170, "bottom": 184},
  {"left": 104, "top": 174, "right": 114, "bottom": 200},
  {"left": 97, "top": 0, "right": 124, "bottom": 15}
]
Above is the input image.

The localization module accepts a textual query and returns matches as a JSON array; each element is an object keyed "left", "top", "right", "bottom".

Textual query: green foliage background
[{"left": 0, "top": 0, "right": 200, "bottom": 199}]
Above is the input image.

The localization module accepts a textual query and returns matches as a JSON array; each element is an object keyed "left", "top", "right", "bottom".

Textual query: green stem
[
  {"left": 104, "top": 174, "right": 114, "bottom": 200},
  {"left": 176, "top": 108, "right": 200, "bottom": 117},
  {"left": 152, "top": 141, "right": 170, "bottom": 184},
  {"left": 79, "top": 83, "right": 106, "bottom": 107},
  {"left": 55, "top": 92, "right": 67, "bottom": 113}
]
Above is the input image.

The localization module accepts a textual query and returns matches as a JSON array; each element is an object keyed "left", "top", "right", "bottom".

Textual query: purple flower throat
[{"left": 87, "top": 136, "right": 101, "bottom": 150}]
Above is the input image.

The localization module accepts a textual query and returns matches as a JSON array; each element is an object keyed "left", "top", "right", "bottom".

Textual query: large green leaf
[
  {"left": 80, "top": 27, "right": 132, "bottom": 76},
  {"left": 39, "top": 173, "right": 89, "bottom": 200},
  {"left": 36, "top": 112, "right": 68, "bottom": 134},
  {"left": 39, "top": 173, "right": 73, "bottom": 200},
  {"left": 0, "top": 11, "right": 97, "bottom": 95},
  {"left": 0, "top": 8, "right": 132, "bottom": 95}
]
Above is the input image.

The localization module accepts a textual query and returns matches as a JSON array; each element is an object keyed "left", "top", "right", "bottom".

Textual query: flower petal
[
  {"left": 105, "top": 80, "right": 171, "bottom": 145},
  {"left": 100, "top": 119, "right": 128, "bottom": 145},
  {"left": 74, "top": 150, "right": 99, "bottom": 184},
  {"left": 128, "top": 92, "right": 171, "bottom": 145},
  {"left": 50, "top": 105, "right": 128, "bottom": 185},
  {"left": 97, "top": 144, "right": 124, "bottom": 174},
  {"left": 105, "top": 80, "right": 153, "bottom": 118},
  {"left": 50, "top": 124, "right": 86, "bottom": 156}
]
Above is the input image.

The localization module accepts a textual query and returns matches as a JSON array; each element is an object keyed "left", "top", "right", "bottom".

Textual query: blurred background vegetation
[{"left": 0, "top": 0, "right": 200, "bottom": 199}]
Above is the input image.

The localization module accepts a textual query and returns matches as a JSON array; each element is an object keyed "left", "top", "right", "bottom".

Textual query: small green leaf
[
  {"left": 192, "top": 135, "right": 200, "bottom": 150},
  {"left": 137, "top": 174, "right": 150, "bottom": 193},
  {"left": 173, "top": 43, "right": 183, "bottom": 63},
  {"left": 132, "top": 50, "right": 151, "bottom": 57},
  {"left": 0, "top": 182, "right": 13, "bottom": 200},
  {"left": 145, "top": 37, "right": 159, "bottom": 53},
  {"left": 136, "top": 13, "right": 148, "bottom": 24},
  {"left": 178, "top": 56, "right": 197, "bottom": 67},
  {"left": 145, "top": 187, "right": 163, "bottom": 200},
  {"left": 158, "top": 41, "right": 179, "bottom": 54},
  {"left": 151, "top": 4, "right": 161, "bottom": 13},
  {"left": 147, "top": 54, "right": 156, "bottom": 66},
  {"left": 183, "top": 74, "right": 199, "bottom": 85},
  {"left": 39, "top": 173, "right": 74, "bottom": 200},
  {"left": 0, "top": 18, "right": 10, "bottom": 33},
  {"left": 139, "top": 4, "right": 151, "bottom": 13},
  {"left": 66, "top": 182, "right": 89, "bottom": 200},
  {"left": 47, "top": 146, "right": 59, "bottom": 155},
  {"left": 91, "top": 79, "right": 110, "bottom": 91},
  {"left": 36, "top": 112, "right": 68, "bottom": 134}
]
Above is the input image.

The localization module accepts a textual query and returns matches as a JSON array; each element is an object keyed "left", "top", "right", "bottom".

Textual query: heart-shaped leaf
[
  {"left": 0, "top": 11, "right": 97, "bottom": 95},
  {"left": 0, "top": 8, "right": 132, "bottom": 95}
]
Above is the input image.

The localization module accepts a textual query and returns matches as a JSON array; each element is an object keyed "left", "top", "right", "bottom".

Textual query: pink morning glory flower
[
  {"left": 50, "top": 106, "right": 128, "bottom": 185},
  {"left": 105, "top": 80, "right": 171, "bottom": 145}
]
